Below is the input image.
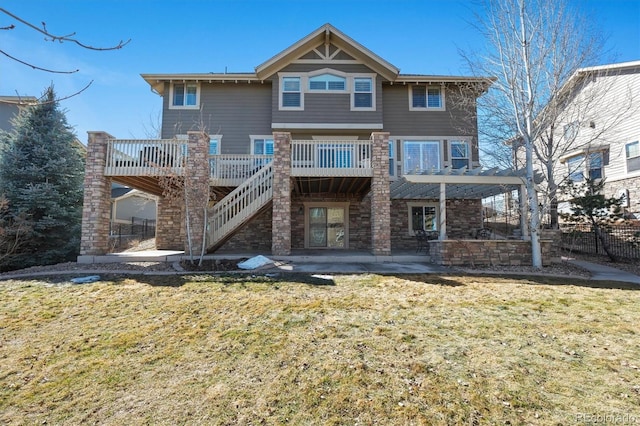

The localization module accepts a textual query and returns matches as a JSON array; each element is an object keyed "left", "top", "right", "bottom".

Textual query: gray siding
[
  {"left": 0, "top": 103, "right": 20, "bottom": 132},
  {"left": 271, "top": 63, "right": 383, "bottom": 126},
  {"left": 381, "top": 84, "right": 477, "bottom": 137},
  {"left": 161, "top": 82, "right": 272, "bottom": 154}
]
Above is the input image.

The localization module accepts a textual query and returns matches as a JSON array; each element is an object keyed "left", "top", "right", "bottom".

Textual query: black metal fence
[
  {"left": 110, "top": 217, "right": 156, "bottom": 248},
  {"left": 560, "top": 223, "right": 640, "bottom": 259}
]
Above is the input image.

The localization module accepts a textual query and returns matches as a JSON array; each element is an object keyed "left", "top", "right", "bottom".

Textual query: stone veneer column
[
  {"left": 271, "top": 132, "right": 292, "bottom": 255},
  {"left": 155, "top": 196, "right": 184, "bottom": 250},
  {"left": 80, "top": 131, "right": 113, "bottom": 255},
  {"left": 370, "top": 132, "right": 391, "bottom": 255},
  {"left": 184, "top": 131, "right": 210, "bottom": 253}
]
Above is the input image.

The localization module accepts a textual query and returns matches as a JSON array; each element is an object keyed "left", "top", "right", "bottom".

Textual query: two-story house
[
  {"left": 513, "top": 61, "right": 640, "bottom": 223},
  {"left": 81, "top": 24, "right": 555, "bottom": 266}
]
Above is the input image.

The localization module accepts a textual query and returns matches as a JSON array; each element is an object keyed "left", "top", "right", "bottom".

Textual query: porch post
[
  {"left": 370, "top": 132, "right": 391, "bottom": 256},
  {"left": 155, "top": 196, "right": 184, "bottom": 250},
  {"left": 272, "top": 132, "right": 292, "bottom": 255},
  {"left": 519, "top": 184, "right": 530, "bottom": 240},
  {"left": 183, "top": 131, "right": 210, "bottom": 253},
  {"left": 80, "top": 131, "right": 113, "bottom": 256},
  {"left": 439, "top": 182, "right": 447, "bottom": 240}
]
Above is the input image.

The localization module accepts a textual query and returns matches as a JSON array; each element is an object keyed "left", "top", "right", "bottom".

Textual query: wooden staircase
[{"left": 205, "top": 162, "right": 274, "bottom": 251}]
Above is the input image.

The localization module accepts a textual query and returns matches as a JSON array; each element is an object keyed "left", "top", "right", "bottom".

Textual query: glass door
[{"left": 308, "top": 207, "right": 345, "bottom": 248}]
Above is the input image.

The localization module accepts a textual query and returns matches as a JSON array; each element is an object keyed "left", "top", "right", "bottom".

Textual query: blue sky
[{"left": 1, "top": 0, "right": 639, "bottom": 142}]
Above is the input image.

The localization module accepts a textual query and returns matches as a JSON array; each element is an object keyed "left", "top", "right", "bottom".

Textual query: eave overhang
[{"left": 141, "top": 73, "right": 263, "bottom": 95}]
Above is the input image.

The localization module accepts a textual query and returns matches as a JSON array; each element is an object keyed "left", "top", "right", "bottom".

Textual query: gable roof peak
[{"left": 255, "top": 23, "right": 400, "bottom": 81}]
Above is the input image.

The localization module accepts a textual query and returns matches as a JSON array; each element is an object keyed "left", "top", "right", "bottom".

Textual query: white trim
[
  {"left": 408, "top": 85, "right": 445, "bottom": 111},
  {"left": 311, "top": 135, "right": 359, "bottom": 140},
  {"left": 249, "top": 135, "right": 275, "bottom": 155},
  {"left": 350, "top": 74, "right": 376, "bottom": 111},
  {"left": 168, "top": 82, "right": 200, "bottom": 110},
  {"left": 272, "top": 123, "right": 384, "bottom": 129},
  {"left": 278, "top": 73, "right": 304, "bottom": 111}
]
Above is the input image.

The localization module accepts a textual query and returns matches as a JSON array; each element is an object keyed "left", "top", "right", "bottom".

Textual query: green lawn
[{"left": 1, "top": 273, "right": 639, "bottom": 425}]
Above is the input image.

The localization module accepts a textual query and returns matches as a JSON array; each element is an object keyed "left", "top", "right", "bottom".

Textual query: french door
[{"left": 307, "top": 205, "right": 347, "bottom": 248}]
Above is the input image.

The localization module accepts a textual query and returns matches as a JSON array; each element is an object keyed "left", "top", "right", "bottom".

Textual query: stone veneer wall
[
  {"left": 605, "top": 177, "right": 640, "bottom": 219},
  {"left": 370, "top": 132, "right": 391, "bottom": 255},
  {"left": 390, "top": 199, "right": 483, "bottom": 250},
  {"left": 218, "top": 207, "right": 273, "bottom": 251},
  {"left": 183, "top": 131, "right": 210, "bottom": 252},
  {"left": 271, "top": 132, "right": 292, "bottom": 255},
  {"left": 80, "top": 131, "right": 113, "bottom": 255},
  {"left": 155, "top": 196, "right": 184, "bottom": 250},
  {"left": 429, "top": 239, "right": 557, "bottom": 266}
]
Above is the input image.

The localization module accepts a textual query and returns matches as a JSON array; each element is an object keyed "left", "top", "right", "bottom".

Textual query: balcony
[{"left": 105, "top": 139, "right": 374, "bottom": 186}]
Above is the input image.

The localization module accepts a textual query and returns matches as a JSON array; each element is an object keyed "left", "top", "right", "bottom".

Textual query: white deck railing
[
  {"left": 291, "top": 140, "right": 373, "bottom": 177},
  {"left": 105, "top": 139, "right": 374, "bottom": 180},
  {"left": 209, "top": 155, "right": 272, "bottom": 186},
  {"left": 206, "top": 162, "right": 274, "bottom": 249},
  {"left": 105, "top": 139, "right": 186, "bottom": 176}
]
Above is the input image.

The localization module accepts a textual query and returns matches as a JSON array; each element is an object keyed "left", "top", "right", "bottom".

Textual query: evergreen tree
[
  {"left": 561, "top": 177, "right": 625, "bottom": 262},
  {"left": 0, "top": 86, "right": 85, "bottom": 270}
]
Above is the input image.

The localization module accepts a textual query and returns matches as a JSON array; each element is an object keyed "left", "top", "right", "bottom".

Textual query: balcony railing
[
  {"left": 105, "top": 139, "right": 186, "bottom": 176},
  {"left": 105, "top": 139, "right": 374, "bottom": 181},
  {"left": 291, "top": 140, "right": 373, "bottom": 177}
]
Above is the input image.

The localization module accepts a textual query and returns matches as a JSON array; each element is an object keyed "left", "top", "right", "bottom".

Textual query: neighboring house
[
  {"left": 80, "top": 24, "right": 557, "bottom": 266},
  {"left": 110, "top": 185, "right": 157, "bottom": 225},
  {"left": 0, "top": 96, "right": 38, "bottom": 131},
  {"left": 515, "top": 61, "right": 640, "bottom": 220}
]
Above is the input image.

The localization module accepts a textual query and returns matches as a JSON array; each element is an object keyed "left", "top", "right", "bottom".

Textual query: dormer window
[
  {"left": 171, "top": 83, "right": 199, "bottom": 109},
  {"left": 309, "top": 74, "right": 346, "bottom": 91}
]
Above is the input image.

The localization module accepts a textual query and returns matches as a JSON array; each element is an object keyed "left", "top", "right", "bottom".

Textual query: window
[
  {"left": 563, "top": 121, "right": 579, "bottom": 141},
  {"left": 567, "top": 152, "right": 604, "bottom": 182},
  {"left": 353, "top": 77, "right": 373, "bottom": 109},
  {"left": 408, "top": 202, "right": 438, "bottom": 234},
  {"left": 588, "top": 152, "right": 603, "bottom": 180},
  {"left": 626, "top": 141, "right": 640, "bottom": 173},
  {"left": 567, "top": 155, "right": 585, "bottom": 182},
  {"left": 450, "top": 141, "right": 470, "bottom": 169},
  {"left": 309, "top": 73, "right": 346, "bottom": 91},
  {"left": 304, "top": 203, "right": 349, "bottom": 249},
  {"left": 281, "top": 77, "right": 302, "bottom": 108},
  {"left": 403, "top": 140, "right": 441, "bottom": 173},
  {"left": 252, "top": 138, "right": 274, "bottom": 155},
  {"left": 209, "top": 138, "right": 219, "bottom": 155},
  {"left": 389, "top": 140, "right": 396, "bottom": 177},
  {"left": 171, "top": 83, "right": 198, "bottom": 108},
  {"left": 410, "top": 86, "right": 444, "bottom": 110}
]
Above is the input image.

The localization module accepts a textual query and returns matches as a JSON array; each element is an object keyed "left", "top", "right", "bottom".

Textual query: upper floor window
[
  {"left": 410, "top": 85, "right": 444, "bottom": 110},
  {"left": 209, "top": 138, "right": 219, "bottom": 155},
  {"left": 353, "top": 77, "right": 373, "bottom": 109},
  {"left": 281, "top": 77, "right": 302, "bottom": 109},
  {"left": 626, "top": 141, "right": 640, "bottom": 173},
  {"left": 567, "top": 155, "right": 585, "bottom": 182},
  {"left": 403, "top": 140, "right": 441, "bottom": 173},
  {"left": 563, "top": 121, "right": 579, "bottom": 141},
  {"left": 450, "top": 140, "right": 470, "bottom": 169},
  {"left": 389, "top": 140, "right": 396, "bottom": 177},
  {"left": 171, "top": 83, "right": 199, "bottom": 109},
  {"left": 588, "top": 152, "right": 603, "bottom": 180},
  {"left": 309, "top": 73, "right": 346, "bottom": 91}
]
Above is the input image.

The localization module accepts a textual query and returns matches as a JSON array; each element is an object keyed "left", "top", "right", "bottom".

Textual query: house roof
[
  {"left": 141, "top": 24, "right": 494, "bottom": 95},
  {"left": 255, "top": 23, "right": 400, "bottom": 81}
]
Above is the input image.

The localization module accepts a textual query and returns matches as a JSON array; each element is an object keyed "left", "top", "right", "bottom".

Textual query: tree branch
[
  {"left": 0, "top": 8, "right": 131, "bottom": 50},
  {"left": 0, "top": 48, "right": 79, "bottom": 74}
]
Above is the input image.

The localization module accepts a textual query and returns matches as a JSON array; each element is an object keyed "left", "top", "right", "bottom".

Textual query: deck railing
[
  {"left": 206, "top": 162, "right": 273, "bottom": 249},
  {"left": 291, "top": 140, "right": 373, "bottom": 177},
  {"left": 105, "top": 139, "right": 186, "bottom": 176},
  {"left": 105, "top": 139, "right": 374, "bottom": 180},
  {"left": 209, "top": 155, "right": 272, "bottom": 186}
]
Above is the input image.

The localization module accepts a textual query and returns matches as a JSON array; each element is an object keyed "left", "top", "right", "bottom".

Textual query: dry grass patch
[{"left": 1, "top": 273, "right": 639, "bottom": 425}]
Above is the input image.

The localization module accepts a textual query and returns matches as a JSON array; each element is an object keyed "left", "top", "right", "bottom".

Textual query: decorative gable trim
[{"left": 255, "top": 23, "right": 399, "bottom": 81}]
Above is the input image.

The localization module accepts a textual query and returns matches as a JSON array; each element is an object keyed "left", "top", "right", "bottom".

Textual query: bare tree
[
  {"left": 459, "top": 0, "right": 607, "bottom": 268},
  {"left": 0, "top": 7, "right": 130, "bottom": 100}
]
